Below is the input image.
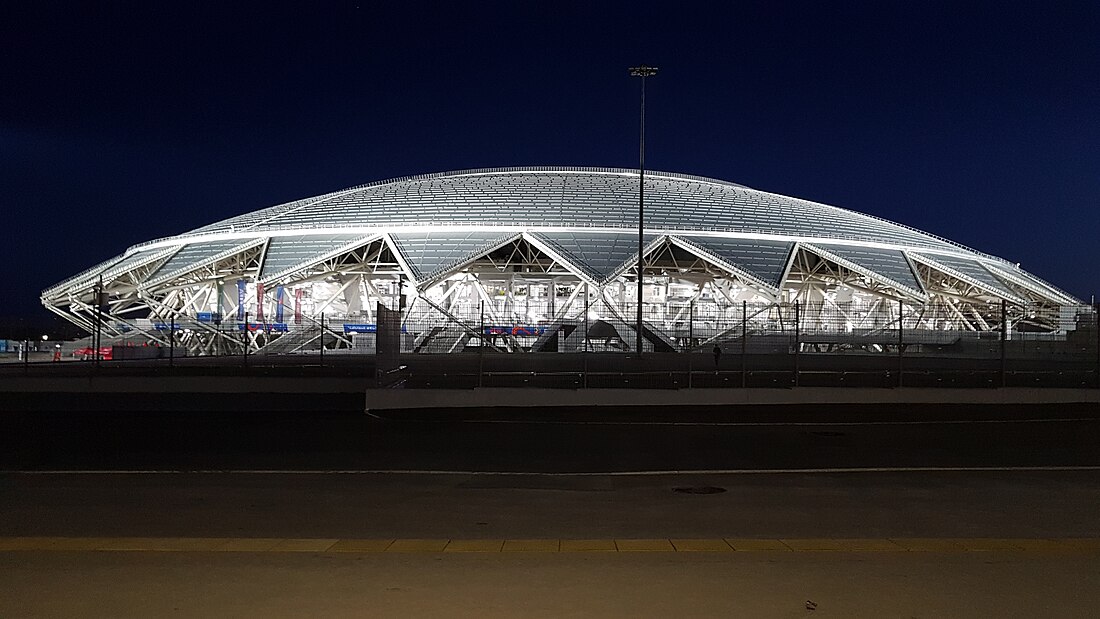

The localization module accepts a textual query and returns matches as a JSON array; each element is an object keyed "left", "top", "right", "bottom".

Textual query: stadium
[{"left": 41, "top": 167, "right": 1082, "bottom": 356}]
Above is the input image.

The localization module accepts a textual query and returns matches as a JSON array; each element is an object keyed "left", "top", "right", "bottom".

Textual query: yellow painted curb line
[
  {"left": 502, "top": 539, "right": 559, "bottom": 552},
  {"left": 670, "top": 539, "right": 734, "bottom": 552}
]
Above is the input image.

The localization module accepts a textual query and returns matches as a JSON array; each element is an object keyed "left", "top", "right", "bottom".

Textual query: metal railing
[{"left": 7, "top": 302, "right": 1098, "bottom": 389}]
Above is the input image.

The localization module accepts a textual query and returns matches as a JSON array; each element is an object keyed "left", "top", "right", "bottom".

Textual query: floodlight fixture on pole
[{"left": 629, "top": 65, "right": 657, "bottom": 354}]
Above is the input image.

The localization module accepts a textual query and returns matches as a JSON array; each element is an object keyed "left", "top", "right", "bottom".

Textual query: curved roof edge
[
  {"left": 305, "top": 166, "right": 756, "bottom": 192},
  {"left": 120, "top": 166, "right": 755, "bottom": 255},
  {"left": 48, "top": 167, "right": 1056, "bottom": 299}
]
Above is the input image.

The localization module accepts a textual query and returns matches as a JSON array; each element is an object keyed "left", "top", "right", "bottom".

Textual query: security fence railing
[
  {"left": 6, "top": 301, "right": 1098, "bottom": 389},
  {"left": 392, "top": 299, "right": 1096, "bottom": 360}
]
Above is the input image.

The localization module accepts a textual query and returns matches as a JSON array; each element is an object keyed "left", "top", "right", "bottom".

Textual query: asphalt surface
[
  {"left": 3, "top": 470, "right": 1099, "bottom": 539},
  {"left": 4, "top": 404, "right": 1100, "bottom": 617},
  {"left": 3, "top": 403, "right": 1099, "bottom": 539},
  {"left": 2, "top": 403, "right": 1098, "bottom": 471}
]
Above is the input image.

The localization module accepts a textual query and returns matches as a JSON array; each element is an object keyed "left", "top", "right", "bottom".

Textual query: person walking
[{"left": 712, "top": 344, "right": 722, "bottom": 369}]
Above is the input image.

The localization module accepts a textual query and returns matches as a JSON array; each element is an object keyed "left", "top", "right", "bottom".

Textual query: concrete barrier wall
[
  {"left": 365, "top": 387, "right": 1100, "bottom": 410},
  {"left": 2, "top": 376, "right": 1097, "bottom": 410}
]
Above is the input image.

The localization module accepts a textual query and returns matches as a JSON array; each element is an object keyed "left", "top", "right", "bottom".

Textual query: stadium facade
[{"left": 42, "top": 167, "right": 1081, "bottom": 355}]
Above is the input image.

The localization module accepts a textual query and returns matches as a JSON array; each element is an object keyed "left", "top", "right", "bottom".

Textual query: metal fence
[{"left": 6, "top": 301, "right": 1098, "bottom": 389}]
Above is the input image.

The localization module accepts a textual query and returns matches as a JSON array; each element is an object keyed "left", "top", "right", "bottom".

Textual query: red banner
[
  {"left": 294, "top": 288, "right": 303, "bottom": 324},
  {"left": 256, "top": 282, "right": 265, "bottom": 322}
]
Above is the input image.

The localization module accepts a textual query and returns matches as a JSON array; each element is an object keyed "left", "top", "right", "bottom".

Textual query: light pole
[{"left": 629, "top": 65, "right": 657, "bottom": 355}]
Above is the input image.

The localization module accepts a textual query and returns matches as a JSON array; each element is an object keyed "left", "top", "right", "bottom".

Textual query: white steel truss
[{"left": 42, "top": 227, "right": 1081, "bottom": 355}]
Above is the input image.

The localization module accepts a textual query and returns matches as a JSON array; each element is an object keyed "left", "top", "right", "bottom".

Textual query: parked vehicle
[{"left": 73, "top": 346, "right": 113, "bottom": 361}]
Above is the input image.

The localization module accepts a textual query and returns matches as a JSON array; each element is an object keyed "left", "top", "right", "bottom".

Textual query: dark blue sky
[{"left": 3, "top": 1, "right": 1099, "bottom": 322}]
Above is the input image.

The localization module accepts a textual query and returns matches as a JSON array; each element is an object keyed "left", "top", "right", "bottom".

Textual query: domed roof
[
  {"left": 42, "top": 167, "right": 1075, "bottom": 305},
  {"left": 177, "top": 167, "right": 959, "bottom": 252}
]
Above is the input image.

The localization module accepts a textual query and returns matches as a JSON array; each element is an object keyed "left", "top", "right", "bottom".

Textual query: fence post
[
  {"left": 93, "top": 289, "right": 102, "bottom": 369},
  {"left": 898, "top": 298, "right": 904, "bottom": 388},
  {"left": 243, "top": 311, "right": 249, "bottom": 369},
  {"left": 583, "top": 283, "right": 589, "bottom": 388},
  {"left": 1000, "top": 299, "right": 1007, "bottom": 388},
  {"left": 169, "top": 317, "right": 175, "bottom": 368},
  {"left": 23, "top": 339, "right": 29, "bottom": 375},
  {"left": 793, "top": 301, "right": 800, "bottom": 387},
  {"left": 478, "top": 300, "right": 484, "bottom": 388},
  {"left": 319, "top": 312, "right": 325, "bottom": 366},
  {"left": 687, "top": 301, "right": 694, "bottom": 388},
  {"left": 1094, "top": 302, "right": 1099, "bottom": 389},
  {"left": 741, "top": 299, "right": 747, "bottom": 388}
]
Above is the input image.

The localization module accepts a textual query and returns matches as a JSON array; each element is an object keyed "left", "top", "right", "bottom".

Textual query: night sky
[{"left": 3, "top": 1, "right": 1099, "bottom": 330}]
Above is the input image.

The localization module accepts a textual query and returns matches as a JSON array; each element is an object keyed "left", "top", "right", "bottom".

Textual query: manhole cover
[{"left": 673, "top": 486, "right": 727, "bottom": 495}]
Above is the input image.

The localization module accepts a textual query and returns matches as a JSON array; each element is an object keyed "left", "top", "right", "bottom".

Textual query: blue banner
[
  {"left": 275, "top": 286, "right": 285, "bottom": 323},
  {"left": 343, "top": 323, "right": 406, "bottom": 334},
  {"left": 236, "top": 279, "right": 246, "bottom": 321}
]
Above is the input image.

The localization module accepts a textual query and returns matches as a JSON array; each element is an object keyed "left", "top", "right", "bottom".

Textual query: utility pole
[
  {"left": 479, "top": 300, "right": 484, "bottom": 388},
  {"left": 1095, "top": 302, "right": 1099, "bottom": 389},
  {"left": 1000, "top": 299, "right": 1008, "bottom": 388},
  {"left": 94, "top": 275, "right": 105, "bottom": 368},
  {"left": 629, "top": 65, "right": 657, "bottom": 355}
]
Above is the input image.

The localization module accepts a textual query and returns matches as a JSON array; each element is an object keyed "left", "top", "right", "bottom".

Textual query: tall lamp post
[{"left": 629, "top": 65, "right": 657, "bottom": 354}]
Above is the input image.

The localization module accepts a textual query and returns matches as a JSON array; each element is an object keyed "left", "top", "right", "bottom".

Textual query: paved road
[
  {"left": 4, "top": 469, "right": 1100, "bottom": 618},
  {"left": 2, "top": 404, "right": 1098, "bottom": 471},
  {"left": 3, "top": 470, "right": 1099, "bottom": 539},
  {"left": 3, "top": 405, "right": 1099, "bottom": 617}
]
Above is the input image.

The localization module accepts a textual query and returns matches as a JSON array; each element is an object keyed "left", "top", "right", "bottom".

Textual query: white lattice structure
[{"left": 41, "top": 167, "right": 1079, "bottom": 354}]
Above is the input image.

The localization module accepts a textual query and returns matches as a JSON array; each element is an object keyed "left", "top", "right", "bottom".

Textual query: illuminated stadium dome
[{"left": 42, "top": 167, "right": 1080, "bottom": 355}]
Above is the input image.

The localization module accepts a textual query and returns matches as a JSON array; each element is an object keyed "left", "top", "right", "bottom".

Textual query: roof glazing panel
[
  {"left": 810, "top": 243, "right": 922, "bottom": 293},
  {"left": 985, "top": 263, "right": 1078, "bottom": 304},
  {"left": 673, "top": 236, "right": 793, "bottom": 287},
  {"left": 913, "top": 253, "right": 1017, "bottom": 299},
  {"left": 531, "top": 232, "right": 657, "bottom": 283},
  {"left": 98, "top": 247, "right": 177, "bottom": 284},
  {"left": 390, "top": 231, "right": 519, "bottom": 282},
  {"left": 147, "top": 239, "right": 262, "bottom": 285},
  {"left": 260, "top": 234, "right": 372, "bottom": 281}
]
